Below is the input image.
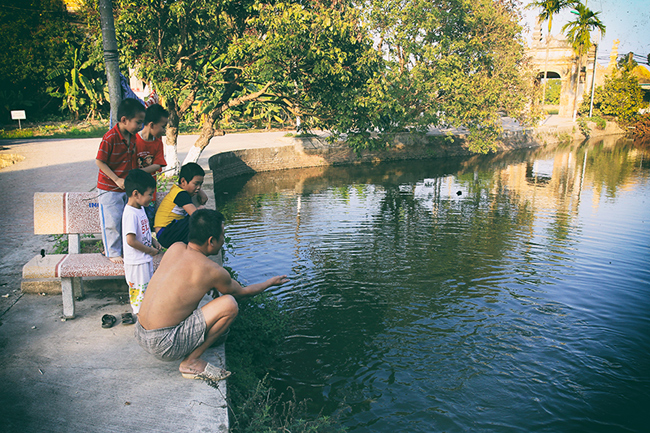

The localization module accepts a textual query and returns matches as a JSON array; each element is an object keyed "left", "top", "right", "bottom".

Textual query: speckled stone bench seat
[{"left": 23, "top": 191, "right": 166, "bottom": 319}]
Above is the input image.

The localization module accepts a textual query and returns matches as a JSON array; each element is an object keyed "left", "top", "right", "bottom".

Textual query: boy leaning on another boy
[
  {"left": 95, "top": 98, "right": 146, "bottom": 264},
  {"left": 121, "top": 169, "right": 162, "bottom": 324}
]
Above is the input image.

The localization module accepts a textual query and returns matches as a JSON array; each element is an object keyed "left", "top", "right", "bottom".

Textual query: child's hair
[
  {"left": 117, "top": 98, "right": 146, "bottom": 120},
  {"left": 125, "top": 169, "right": 156, "bottom": 197},
  {"left": 144, "top": 104, "right": 169, "bottom": 125},
  {"left": 179, "top": 162, "right": 205, "bottom": 184},
  {"left": 189, "top": 209, "right": 225, "bottom": 245}
]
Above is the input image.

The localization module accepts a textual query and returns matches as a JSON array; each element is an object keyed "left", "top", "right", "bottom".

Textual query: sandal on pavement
[
  {"left": 121, "top": 312, "right": 136, "bottom": 325},
  {"left": 181, "top": 362, "right": 232, "bottom": 382},
  {"left": 101, "top": 314, "right": 116, "bottom": 328}
]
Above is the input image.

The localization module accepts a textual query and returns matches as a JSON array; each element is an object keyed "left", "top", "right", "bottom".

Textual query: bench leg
[
  {"left": 68, "top": 234, "right": 80, "bottom": 254},
  {"left": 61, "top": 277, "right": 75, "bottom": 319},
  {"left": 72, "top": 277, "right": 84, "bottom": 300}
]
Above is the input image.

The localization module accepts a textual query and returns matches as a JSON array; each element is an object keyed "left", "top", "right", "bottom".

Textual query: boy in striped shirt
[{"left": 95, "top": 98, "right": 146, "bottom": 264}]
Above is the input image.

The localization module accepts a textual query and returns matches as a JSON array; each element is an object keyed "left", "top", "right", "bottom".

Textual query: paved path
[{"left": 0, "top": 131, "right": 295, "bottom": 433}]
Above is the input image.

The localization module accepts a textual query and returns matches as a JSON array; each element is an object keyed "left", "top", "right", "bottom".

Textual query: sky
[{"left": 520, "top": 0, "right": 650, "bottom": 67}]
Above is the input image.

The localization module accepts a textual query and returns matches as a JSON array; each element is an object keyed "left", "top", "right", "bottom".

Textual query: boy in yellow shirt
[{"left": 154, "top": 162, "right": 208, "bottom": 248}]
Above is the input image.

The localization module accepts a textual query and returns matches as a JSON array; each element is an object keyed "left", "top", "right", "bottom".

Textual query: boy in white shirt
[{"left": 122, "top": 169, "right": 162, "bottom": 323}]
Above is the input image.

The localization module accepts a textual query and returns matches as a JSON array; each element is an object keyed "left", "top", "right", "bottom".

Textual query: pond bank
[{"left": 208, "top": 117, "right": 627, "bottom": 184}]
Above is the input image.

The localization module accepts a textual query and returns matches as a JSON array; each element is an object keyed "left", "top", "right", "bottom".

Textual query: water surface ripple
[{"left": 216, "top": 137, "right": 650, "bottom": 432}]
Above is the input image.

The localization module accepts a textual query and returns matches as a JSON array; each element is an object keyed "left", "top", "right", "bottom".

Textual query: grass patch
[
  {"left": 50, "top": 234, "right": 103, "bottom": 254},
  {"left": 0, "top": 121, "right": 108, "bottom": 140},
  {"left": 224, "top": 271, "right": 347, "bottom": 432},
  {"left": 1, "top": 119, "right": 296, "bottom": 140},
  {"left": 230, "top": 376, "right": 346, "bottom": 433}
]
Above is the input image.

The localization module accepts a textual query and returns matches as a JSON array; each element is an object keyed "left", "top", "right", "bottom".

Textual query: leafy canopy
[
  {"left": 358, "top": 0, "right": 539, "bottom": 153},
  {"left": 116, "top": 0, "right": 378, "bottom": 154}
]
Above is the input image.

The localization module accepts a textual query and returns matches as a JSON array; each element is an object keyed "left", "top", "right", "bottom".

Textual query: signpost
[{"left": 11, "top": 110, "right": 26, "bottom": 129}]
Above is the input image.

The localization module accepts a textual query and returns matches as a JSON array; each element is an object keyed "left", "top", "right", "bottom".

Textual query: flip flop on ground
[
  {"left": 101, "top": 314, "right": 116, "bottom": 328},
  {"left": 181, "top": 362, "right": 231, "bottom": 382},
  {"left": 121, "top": 312, "right": 136, "bottom": 325}
]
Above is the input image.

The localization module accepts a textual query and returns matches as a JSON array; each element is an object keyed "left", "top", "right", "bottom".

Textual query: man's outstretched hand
[{"left": 267, "top": 275, "right": 289, "bottom": 287}]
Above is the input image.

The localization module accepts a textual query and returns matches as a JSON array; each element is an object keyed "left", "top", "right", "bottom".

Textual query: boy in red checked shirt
[
  {"left": 95, "top": 98, "right": 146, "bottom": 264},
  {"left": 135, "top": 104, "right": 168, "bottom": 227}
]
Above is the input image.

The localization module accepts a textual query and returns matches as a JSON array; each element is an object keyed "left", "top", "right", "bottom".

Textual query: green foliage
[
  {"left": 562, "top": 3, "right": 606, "bottom": 59},
  {"left": 226, "top": 291, "right": 288, "bottom": 407},
  {"left": 580, "top": 71, "right": 646, "bottom": 124},
  {"left": 577, "top": 117, "right": 590, "bottom": 138},
  {"left": 633, "top": 113, "right": 650, "bottom": 137},
  {"left": 0, "top": 0, "right": 91, "bottom": 122},
  {"left": 230, "top": 376, "right": 347, "bottom": 433},
  {"left": 0, "top": 129, "right": 34, "bottom": 139},
  {"left": 617, "top": 53, "right": 638, "bottom": 73},
  {"left": 115, "top": 0, "right": 377, "bottom": 158},
  {"left": 155, "top": 172, "right": 178, "bottom": 193},
  {"left": 47, "top": 45, "right": 106, "bottom": 121},
  {"left": 51, "top": 234, "right": 68, "bottom": 255},
  {"left": 544, "top": 79, "right": 562, "bottom": 105},
  {"left": 49, "top": 234, "right": 103, "bottom": 254},
  {"left": 527, "top": 0, "right": 577, "bottom": 35},
  {"left": 557, "top": 132, "right": 572, "bottom": 145},
  {"left": 357, "top": 0, "right": 539, "bottom": 154},
  {"left": 591, "top": 115, "right": 606, "bottom": 130}
]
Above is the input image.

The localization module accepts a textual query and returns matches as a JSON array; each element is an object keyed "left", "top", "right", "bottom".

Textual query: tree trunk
[
  {"left": 182, "top": 117, "right": 223, "bottom": 165},
  {"left": 572, "top": 56, "right": 582, "bottom": 121},
  {"left": 98, "top": 0, "right": 121, "bottom": 127},
  {"left": 181, "top": 82, "right": 273, "bottom": 165}
]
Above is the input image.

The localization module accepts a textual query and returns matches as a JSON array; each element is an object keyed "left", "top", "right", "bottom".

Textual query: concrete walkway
[{"left": 0, "top": 131, "right": 296, "bottom": 433}]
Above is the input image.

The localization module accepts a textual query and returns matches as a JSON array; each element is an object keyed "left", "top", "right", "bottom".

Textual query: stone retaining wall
[
  {"left": 209, "top": 130, "right": 539, "bottom": 184},
  {"left": 209, "top": 126, "right": 629, "bottom": 185}
]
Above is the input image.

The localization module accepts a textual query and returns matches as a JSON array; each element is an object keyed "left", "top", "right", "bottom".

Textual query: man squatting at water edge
[{"left": 135, "top": 208, "right": 289, "bottom": 380}]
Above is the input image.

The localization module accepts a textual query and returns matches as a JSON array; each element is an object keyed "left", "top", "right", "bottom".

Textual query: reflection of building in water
[
  {"left": 496, "top": 150, "right": 583, "bottom": 223},
  {"left": 493, "top": 137, "right": 649, "bottom": 217}
]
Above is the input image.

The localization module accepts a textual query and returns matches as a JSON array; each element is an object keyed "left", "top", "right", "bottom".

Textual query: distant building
[{"left": 526, "top": 20, "right": 612, "bottom": 119}]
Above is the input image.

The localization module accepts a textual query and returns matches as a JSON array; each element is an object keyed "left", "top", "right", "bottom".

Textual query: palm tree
[
  {"left": 527, "top": 0, "right": 576, "bottom": 106},
  {"left": 562, "top": 2, "right": 605, "bottom": 120}
]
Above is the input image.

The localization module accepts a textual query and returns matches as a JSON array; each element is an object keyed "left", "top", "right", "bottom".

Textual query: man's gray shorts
[{"left": 134, "top": 308, "right": 206, "bottom": 361}]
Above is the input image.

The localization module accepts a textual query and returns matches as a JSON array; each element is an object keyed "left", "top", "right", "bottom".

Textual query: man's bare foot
[
  {"left": 179, "top": 359, "right": 231, "bottom": 381},
  {"left": 109, "top": 256, "right": 124, "bottom": 264},
  {"left": 179, "top": 358, "right": 207, "bottom": 375}
]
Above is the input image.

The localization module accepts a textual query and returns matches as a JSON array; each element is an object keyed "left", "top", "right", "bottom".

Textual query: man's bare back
[{"left": 137, "top": 242, "right": 227, "bottom": 330}]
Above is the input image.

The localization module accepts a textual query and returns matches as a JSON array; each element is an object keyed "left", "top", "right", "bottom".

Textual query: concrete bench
[{"left": 23, "top": 192, "right": 164, "bottom": 319}]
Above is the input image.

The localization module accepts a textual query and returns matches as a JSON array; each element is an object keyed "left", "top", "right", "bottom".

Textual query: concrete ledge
[{"left": 209, "top": 132, "right": 538, "bottom": 183}]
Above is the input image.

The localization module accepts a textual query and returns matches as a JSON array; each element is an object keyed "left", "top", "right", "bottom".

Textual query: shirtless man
[{"left": 135, "top": 209, "right": 288, "bottom": 381}]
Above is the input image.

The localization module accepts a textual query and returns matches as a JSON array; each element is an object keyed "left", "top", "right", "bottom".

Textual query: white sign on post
[{"left": 11, "top": 110, "right": 26, "bottom": 129}]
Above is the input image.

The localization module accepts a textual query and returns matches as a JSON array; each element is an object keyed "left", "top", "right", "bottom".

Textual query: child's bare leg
[{"left": 179, "top": 295, "right": 238, "bottom": 374}]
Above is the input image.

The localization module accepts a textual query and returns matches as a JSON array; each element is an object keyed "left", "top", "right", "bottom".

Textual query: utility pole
[
  {"left": 588, "top": 31, "right": 601, "bottom": 118},
  {"left": 98, "top": 0, "right": 121, "bottom": 127}
]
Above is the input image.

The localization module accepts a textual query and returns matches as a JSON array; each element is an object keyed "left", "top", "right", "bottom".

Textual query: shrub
[
  {"left": 230, "top": 376, "right": 347, "bottom": 433},
  {"left": 579, "top": 71, "right": 646, "bottom": 124},
  {"left": 590, "top": 116, "right": 606, "bottom": 130},
  {"left": 634, "top": 113, "right": 650, "bottom": 137},
  {"left": 577, "top": 117, "right": 590, "bottom": 138}
]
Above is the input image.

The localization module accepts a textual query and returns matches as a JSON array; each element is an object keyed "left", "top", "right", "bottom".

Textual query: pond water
[{"left": 214, "top": 136, "right": 650, "bottom": 432}]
